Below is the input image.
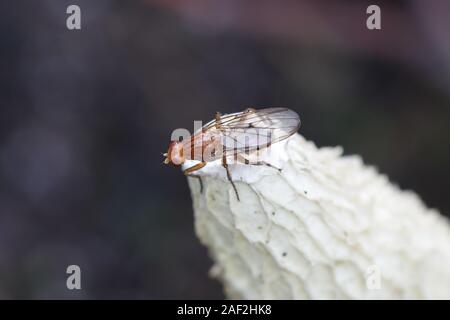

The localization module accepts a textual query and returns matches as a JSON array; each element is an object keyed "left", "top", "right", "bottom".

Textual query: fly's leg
[
  {"left": 237, "top": 154, "right": 282, "bottom": 171},
  {"left": 189, "top": 175, "right": 204, "bottom": 193},
  {"left": 253, "top": 161, "right": 282, "bottom": 171},
  {"left": 222, "top": 153, "right": 240, "bottom": 201},
  {"left": 215, "top": 111, "right": 222, "bottom": 129},
  {"left": 183, "top": 162, "right": 207, "bottom": 175},
  {"left": 216, "top": 112, "right": 239, "bottom": 200},
  {"left": 183, "top": 162, "right": 207, "bottom": 193}
]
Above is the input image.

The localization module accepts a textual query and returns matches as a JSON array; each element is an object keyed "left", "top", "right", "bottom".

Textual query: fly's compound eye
[{"left": 170, "top": 144, "right": 185, "bottom": 166}]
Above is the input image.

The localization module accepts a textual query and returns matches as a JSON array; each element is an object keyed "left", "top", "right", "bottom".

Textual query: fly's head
[{"left": 163, "top": 141, "right": 185, "bottom": 166}]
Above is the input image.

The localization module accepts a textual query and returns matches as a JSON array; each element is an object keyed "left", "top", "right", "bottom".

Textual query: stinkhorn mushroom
[{"left": 185, "top": 134, "right": 450, "bottom": 299}]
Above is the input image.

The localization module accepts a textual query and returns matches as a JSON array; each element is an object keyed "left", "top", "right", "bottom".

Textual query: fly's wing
[{"left": 204, "top": 107, "right": 300, "bottom": 153}]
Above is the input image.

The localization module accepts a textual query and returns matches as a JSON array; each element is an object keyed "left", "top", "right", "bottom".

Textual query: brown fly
[{"left": 163, "top": 107, "right": 301, "bottom": 200}]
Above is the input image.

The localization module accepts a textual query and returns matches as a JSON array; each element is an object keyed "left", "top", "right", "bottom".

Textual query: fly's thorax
[
  {"left": 183, "top": 132, "right": 223, "bottom": 162},
  {"left": 202, "top": 132, "right": 223, "bottom": 162}
]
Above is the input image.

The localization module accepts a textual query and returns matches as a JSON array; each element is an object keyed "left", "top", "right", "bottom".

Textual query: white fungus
[{"left": 186, "top": 134, "right": 450, "bottom": 299}]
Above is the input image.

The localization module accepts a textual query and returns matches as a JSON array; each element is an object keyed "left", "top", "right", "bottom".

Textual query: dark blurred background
[{"left": 0, "top": 0, "right": 449, "bottom": 299}]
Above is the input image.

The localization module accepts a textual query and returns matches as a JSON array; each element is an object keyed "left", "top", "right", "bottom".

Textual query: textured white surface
[{"left": 186, "top": 134, "right": 450, "bottom": 299}]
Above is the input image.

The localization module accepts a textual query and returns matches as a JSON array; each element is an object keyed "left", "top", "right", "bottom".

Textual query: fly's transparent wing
[{"left": 205, "top": 107, "right": 300, "bottom": 153}]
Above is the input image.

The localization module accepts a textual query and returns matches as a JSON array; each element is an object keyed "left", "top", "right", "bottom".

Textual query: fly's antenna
[{"left": 162, "top": 152, "right": 169, "bottom": 164}]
